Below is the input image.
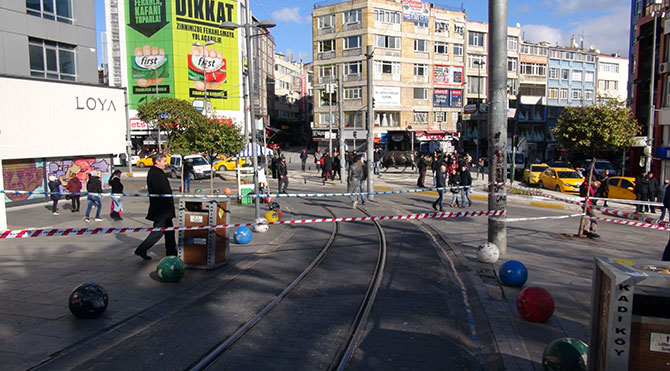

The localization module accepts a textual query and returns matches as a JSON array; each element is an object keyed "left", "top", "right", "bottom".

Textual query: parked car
[
  {"left": 582, "top": 159, "right": 616, "bottom": 176},
  {"left": 547, "top": 160, "right": 570, "bottom": 168},
  {"left": 136, "top": 155, "right": 154, "bottom": 168},
  {"left": 212, "top": 156, "right": 246, "bottom": 171},
  {"left": 167, "top": 154, "right": 212, "bottom": 179},
  {"left": 605, "top": 176, "right": 636, "bottom": 200},
  {"left": 539, "top": 167, "right": 584, "bottom": 193},
  {"left": 113, "top": 153, "right": 140, "bottom": 167},
  {"left": 523, "top": 163, "right": 549, "bottom": 185}
]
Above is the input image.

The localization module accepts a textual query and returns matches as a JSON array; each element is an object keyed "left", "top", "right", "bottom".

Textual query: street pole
[
  {"left": 338, "top": 64, "right": 345, "bottom": 183},
  {"left": 475, "top": 60, "right": 484, "bottom": 160},
  {"left": 648, "top": 13, "right": 658, "bottom": 173},
  {"left": 488, "top": 0, "right": 508, "bottom": 254},
  {"left": 245, "top": 22, "right": 260, "bottom": 220},
  {"left": 124, "top": 90, "right": 132, "bottom": 173},
  {"left": 149, "top": 66, "right": 162, "bottom": 153},
  {"left": 242, "top": 70, "right": 249, "bottom": 143},
  {"left": 328, "top": 84, "right": 333, "bottom": 155},
  {"left": 366, "top": 45, "right": 375, "bottom": 200}
]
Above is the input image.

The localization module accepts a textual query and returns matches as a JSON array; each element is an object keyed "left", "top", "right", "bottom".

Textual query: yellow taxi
[
  {"left": 605, "top": 176, "right": 636, "bottom": 200},
  {"left": 538, "top": 167, "right": 585, "bottom": 193},
  {"left": 523, "top": 163, "right": 549, "bottom": 185},
  {"left": 212, "top": 156, "right": 246, "bottom": 171},
  {"left": 136, "top": 154, "right": 170, "bottom": 168}
]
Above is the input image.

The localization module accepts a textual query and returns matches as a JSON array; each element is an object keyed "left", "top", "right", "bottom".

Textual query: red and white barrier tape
[
  {"left": 505, "top": 213, "right": 584, "bottom": 223},
  {"left": 587, "top": 216, "right": 670, "bottom": 232},
  {"left": 0, "top": 210, "right": 506, "bottom": 240}
]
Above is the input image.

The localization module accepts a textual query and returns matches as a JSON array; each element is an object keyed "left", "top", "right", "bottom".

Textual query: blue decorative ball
[
  {"left": 234, "top": 226, "right": 253, "bottom": 244},
  {"left": 499, "top": 260, "right": 528, "bottom": 287}
]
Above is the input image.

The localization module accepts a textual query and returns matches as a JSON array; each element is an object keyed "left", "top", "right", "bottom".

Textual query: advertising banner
[
  {"left": 125, "top": 0, "right": 240, "bottom": 111},
  {"left": 402, "top": 0, "right": 430, "bottom": 23},
  {"left": 450, "top": 89, "right": 462, "bottom": 108},
  {"left": 374, "top": 86, "right": 401, "bottom": 106},
  {"left": 434, "top": 64, "right": 464, "bottom": 86},
  {"left": 433, "top": 88, "right": 450, "bottom": 108}
]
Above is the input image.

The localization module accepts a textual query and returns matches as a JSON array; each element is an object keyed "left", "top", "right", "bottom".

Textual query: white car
[{"left": 113, "top": 153, "right": 140, "bottom": 167}]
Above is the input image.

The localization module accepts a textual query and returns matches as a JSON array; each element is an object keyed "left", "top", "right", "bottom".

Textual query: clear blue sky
[{"left": 95, "top": 0, "right": 631, "bottom": 66}]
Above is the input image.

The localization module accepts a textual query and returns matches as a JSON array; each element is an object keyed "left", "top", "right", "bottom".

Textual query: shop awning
[{"left": 415, "top": 130, "right": 452, "bottom": 141}]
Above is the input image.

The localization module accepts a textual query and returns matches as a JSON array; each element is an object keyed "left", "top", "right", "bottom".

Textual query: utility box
[
  {"left": 589, "top": 256, "right": 670, "bottom": 370},
  {"left": 177, "top": 198, "right": 230, "bottom": 269}
]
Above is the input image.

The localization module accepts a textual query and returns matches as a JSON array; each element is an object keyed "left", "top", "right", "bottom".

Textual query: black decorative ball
[{"left": 68, "top": 283, "right": 108, "bottom": 319}]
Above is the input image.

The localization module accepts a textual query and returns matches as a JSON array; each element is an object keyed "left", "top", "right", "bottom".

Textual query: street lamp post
[
  {"left": 221, "top": 18, "right": 276, "bottom": 221},
  {"left": 149, "top": 66, "right": 162, "bottom": 152},
  {"left": 193, "top": 40, "right": 216, "bottom": 116},
  {"left": 474, "top": 59, "right": 485, "bottom": 160}
]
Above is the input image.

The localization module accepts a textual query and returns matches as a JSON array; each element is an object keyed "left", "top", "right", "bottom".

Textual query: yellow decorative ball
[{"left": 265, "top": 210, "right": 279, "bottom": 223}]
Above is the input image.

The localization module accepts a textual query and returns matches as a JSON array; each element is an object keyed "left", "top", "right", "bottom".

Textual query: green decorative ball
[
  {"left": 542, "top": 337, "right": 588, "bottom": 371},
  {"left": 156, "top": 256, "right": 185, "bottom": 283}
]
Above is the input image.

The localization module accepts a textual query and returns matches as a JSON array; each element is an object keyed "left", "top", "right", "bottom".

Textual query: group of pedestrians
[
  {"left": 47, "top": 170, "right": 125, "bottom": 222},
  {"left": 422, "top": 150, "right": 473, "bottom": 211},
  {"left": 634, "top": 171, "right": 661, "bottom": 214}
]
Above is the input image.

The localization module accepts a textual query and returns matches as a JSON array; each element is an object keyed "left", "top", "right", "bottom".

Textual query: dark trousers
[
  {"left": 272, "top": 168, "right": 277, "bottom": 179},
  {"left": 417, "top": 171, "right": 426, "bottom": 187},
  {"left": 433, "top": 190, "right": 444, "bottom": 210},
  {"left": 646, "top": 194, "right": 656, "bottom": 213},
  {"left": 51, "top": 199, "right": 59, "bottom": 212},
  {"left": 70, "top": 195, "right": 80, "bottom": 211},
  {"left": 136, "top": 217, "right": 177, "bottom": 256},
  {"left": 636, "top": 193, "right": 645, "bottom": 213},
  {"left": 301, "top": 160, "right": 306, "bottom": 171},
  {"left": 278, "top": 176, "right": 289, "bottom": 193},
  {"left": 663, "top": 236, "right": 670, "bottom": 261}
]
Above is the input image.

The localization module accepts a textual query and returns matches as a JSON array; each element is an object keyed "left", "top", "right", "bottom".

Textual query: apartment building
[
  {"left": 312, "top": 0, "right": 466, "bottom": 153},
  {"left": 596, "top": 54, "right": 629, "bottom": 102},
  {"left": 253, "top": 21, "right": 275, "bottom": 132},
  {"left": 271, "top": 52, "right": 313, "bottom": 145},
  {"left": 546, "top": 44, "right": 597, "bottom": 108}
]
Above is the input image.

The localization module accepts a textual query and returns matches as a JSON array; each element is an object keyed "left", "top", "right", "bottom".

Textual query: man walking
[
  {"left": 373, "top": 148, "right": 382, "bottom": 175},
  {"left": 134, "top": 154, "right": 176, "bottom": 260},
  {"left": 271, "top": 153, "right": 279, "bottom": 179},
  {"left": 277, "top": 156, "right": 289, "bottom": 194},
  {"left": 432, "top": 164, "right": 447, "bottom": 211},
  {"left": 647, "top": 172, "right": 659, "bottom": 213},
  {"left": 348, "top": 155, "right": 364, "bottom": 209},
  {"left": 417, "top": 153, "right": 427, "bottom": 188},
  {"left": 460, "top": 165, "right": 472, "bottom": 208},
  {"left": 300, "top": 149, "right": 308, "bottom": 171}
]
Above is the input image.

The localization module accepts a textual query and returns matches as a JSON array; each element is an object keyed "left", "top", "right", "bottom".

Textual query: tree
[
  {"left": 190, "top": 118, "right": 245, "bottom": 192},
  {"left": 554, "top": 99, "right": 640, "bottom": 236},
  {"left": 136, "top": 98, "right": 207, "bottom": 154}
]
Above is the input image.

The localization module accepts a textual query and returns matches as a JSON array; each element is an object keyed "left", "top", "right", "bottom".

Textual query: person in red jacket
[
  {"left": 580, "top": 180, "right": 600, "bottom": 238},
  {"left": 66, "top": 174, "right": 82, "bottom": 212}
]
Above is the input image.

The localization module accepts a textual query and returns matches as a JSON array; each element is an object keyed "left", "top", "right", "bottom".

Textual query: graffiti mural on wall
[
  {"left": 46, "top": 158, "right": 112, "bottom": 188},
  {"left": 3, "top": 159, "right": 46, "bottom": 202}
]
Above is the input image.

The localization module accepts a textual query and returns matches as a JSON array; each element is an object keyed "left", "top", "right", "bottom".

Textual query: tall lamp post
[
  {"left": 221, "top": 18, "right": 276, "bottom": 220},
  {"left": 192, "top": 40, "right": 216, "bottom": 116},
  {"left": 473, "top": 59, "right": 486, "bottom": 160}
]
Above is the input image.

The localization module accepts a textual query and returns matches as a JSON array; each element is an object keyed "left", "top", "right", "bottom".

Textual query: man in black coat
[
  {"left": 460, "top": 165, "right": 473, "bottom": 208},
  {"left": 647, "top": 172, "right": 659, "bottom": 213},
  {"left": 277, "top": 156, "right": 289, "bottom": 194},
  {"left": 635, "top": 173, "right": 648, "bottom": 213},
  {"left": 417, "top": 154, "right": 427, "bottom": 188},
  {"left": 134, "top": 154, "right": 176, "bottom": 260}
]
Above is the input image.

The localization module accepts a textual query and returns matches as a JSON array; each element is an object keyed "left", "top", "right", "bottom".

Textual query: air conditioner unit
[{"left": 660, "top": 62, "right": 670, "bottom": 74}]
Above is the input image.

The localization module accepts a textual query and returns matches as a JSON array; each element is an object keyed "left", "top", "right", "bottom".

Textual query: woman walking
[
  {"left": 108, "top": 170, "right": 124, "bottom": 221},
  {"left": 66, "top": 173, "right": 82, "bottom": 212},
  {"left": 48, "top": 175, "right": 62, "bottom": 215},
  {"left": 448, "top": 168, "right": 461, "bottom": 207}
]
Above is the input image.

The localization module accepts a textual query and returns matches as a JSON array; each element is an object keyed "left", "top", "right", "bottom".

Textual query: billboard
[
  {"left": 433, "top": 88, "right": 462, "bottom": 108},
  {"left": 125, "top": 0, "right": 240, "bottom": 111},
  {"left": 374, "top": 86, "right": 401, "bottom": 106},
  {"left": 434, "top": 64, "right": 464, "bottom": 86},
  {"left": 402, "top": 0, "right": 430, "bottom": 23}
]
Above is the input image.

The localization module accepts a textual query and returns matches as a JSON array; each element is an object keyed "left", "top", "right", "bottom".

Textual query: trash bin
[
  {"left": 177, "top": 198, "right": 230, "bottom": 269},
  {"left": 589, "top": 256, "right": 670, "bottom": 370}
]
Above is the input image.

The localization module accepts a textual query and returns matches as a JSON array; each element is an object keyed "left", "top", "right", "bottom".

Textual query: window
[
  {"left": 507, "top": 36, "right": 518, "bottom": 51},
  {"left": 549, "top": 68, "right": 559, "bottom": 79},
  {"left": 561, "top": 69, "right": 569, "bottom": 80},
  {"left": 549, "top": 50, "right": 562, "bottom": 59},
  {"left": 344, "top": 35, "right": 361, "bottom": 49},
  {"left": 468, "top": 31, "right": 485, "bottom": 47},
  {"left": 374, "top": 60, "right": 400, "bottom": 75},
  {"left": 27, "top": 0, "right": 72, "bottom": 23},
  {"left": 343, "top": 9, "right": 361, "bottom": 24},
  {"left": 317, "top": 14, "right": 335, "bottom": 29},
  {"left": 548, "top": 88, "right": 558, "bottom": 99},
  {"left": 414, "top": 63, "right": 428, "bottom": 76},
  {"left": 414, "top": 21, "right": 428, "bottom": 28},
  {"left": 599, "top": 80, "right": 618, "bottom": 90},
  {"left": 414, "top": 39, "right": 429, "bottom": 52},
  {"left": 572, "top": 89, "right": 582, "bottom": 100},
  {"left": 520, "top": 62, "right": 546, "bottom": 76},
  {"left": 434, "top": 41, "right": 449, "bottom": 55},
  {"left": 413, "top": 111, "right": 428, "bottom": 124},
  {"left": 318, "top": 40, "right": 335, "bottom": 53},
  {"left": 572, "top": 70, "right": 582, "bottom": 81},
  {"left": 28, "top": 37, "right": 76, "bottom": 80},
  {"left": 454, "top": 23, "right": 465, "bottom": 37},
  {"left": 560, "top": 88, "right": 568, "bottom": 100},
  {"left": 320, "top": 65, "right": 335, "bottom": 79},
  {"left": 374, "top": 9, "right": 400, "bottom": 24},
  {"left": 585, "top": 71, "right": 595, "bottom": 82},
  {"left": 468, "top": 54, "right": 486, "bottom": 69},
  {"left": 320, "top": 112, "right": 335, "bottom": 126},
  {"left": 453, "top": 44, "right": 463, "bottom": 56},
  {"left": 468, "top": 76, "right": 485, "bottom": 95},
  {"left": 435, "top": 111, "right": 447, "bottom": 122},
  {"left": 521, "top": 44, "right": 548, "bottom": 56},
  {"left": 600, "top": 62, "right": 619, "bottom": 73},
  {"left": 414, "top": 88, "right": 428, "bottom": 100},
  {"left": 507, "top": 78, "right": 518, "bottom": 95},
  {"left": 344, "top": 87, "right": 362, "bottom": 100},
  {"left": 585, "top": 90, "right": 594, "bottom": 101},
  {"left": 435, "top": 21, "right": 449, "bottom": 34},
  {"left": 376, "top": 112, "right": 400, "bottom": 127},
  {"left": 507, "top": 57, "right": 517, "bottom": 73},
  {"left": 375, "top": 35, "right": 401, "bottom": 49},
  {"left": 345, "top": 61, "right": 362, "bottom": 75},
  {"left": 345, "top": 112, "right": 363, "bottom": 127}
]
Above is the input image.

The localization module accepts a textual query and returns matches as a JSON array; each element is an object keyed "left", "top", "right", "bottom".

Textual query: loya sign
[{"left": 75, "top": 97, "right": 118, "bottom": 111}]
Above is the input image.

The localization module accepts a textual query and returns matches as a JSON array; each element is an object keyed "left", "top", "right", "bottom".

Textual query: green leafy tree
[
  {"left": 554, "top": 99, "right": 640, "bottom": 236},
  {"left": 190, "top": 118, "right": 245, "bottom": 192},
  {"left": 136, "top": 98, "right": 207, "bottom": 154}
]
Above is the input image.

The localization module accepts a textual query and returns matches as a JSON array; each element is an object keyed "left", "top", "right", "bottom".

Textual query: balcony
[
  {"left": 382, "top": 50, "right": 401, "bottom": 57},
  {"left": 318, "top": 51, "right": 335, "bottom": 60},
  {"left": 414, "top": 51, "right": 430, "bottom": 59},
  {"left": 317, "top": 27, "right": 334, "bottom": 36},
  {"left": 344, "top": 73, "right": 362, "bottom": 82},
  {"left": 343, "top": 23, "right": 361, "bottom": 31},
  {"left": 343, "top": 48, "right": 361, "bottom": 57}
]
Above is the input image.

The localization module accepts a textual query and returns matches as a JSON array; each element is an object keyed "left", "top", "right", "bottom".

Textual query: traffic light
[
  {"left": 353, "top": 131, "right": 357, "bottom": 138},
  {"left": 372, "top": 98, "right": 376, "bottom": 108}
]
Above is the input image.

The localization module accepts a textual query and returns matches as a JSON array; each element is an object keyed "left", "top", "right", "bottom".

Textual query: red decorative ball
[
  {"left": 223, "top": 188, "right": 232, "bottom": 195},
  {"left": 516, "top": 287, "right": 555, "bottom": 322}
]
